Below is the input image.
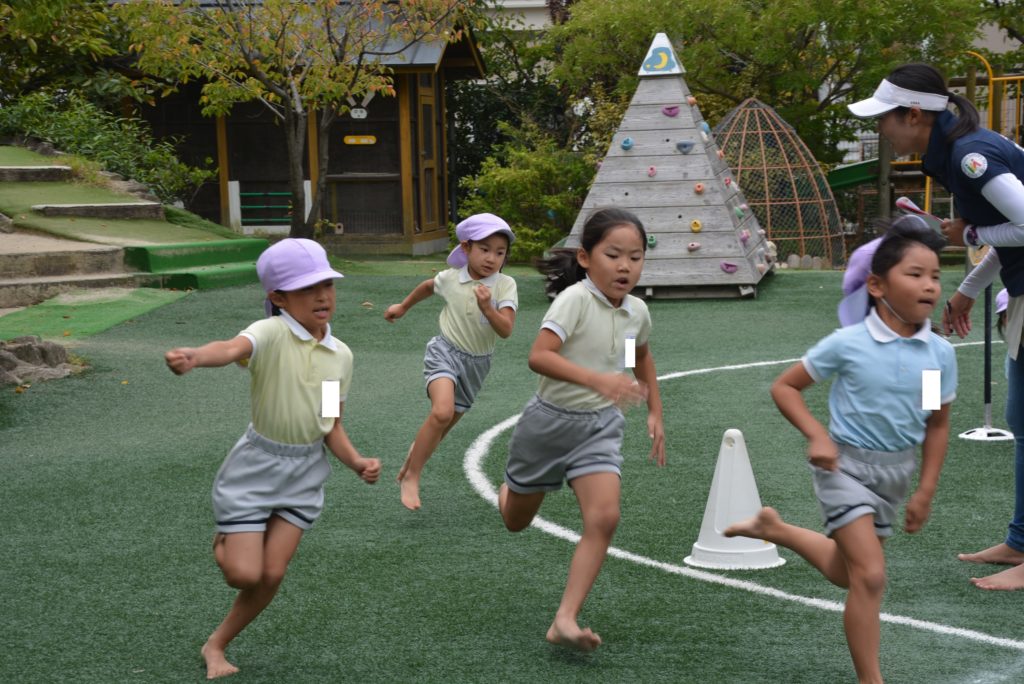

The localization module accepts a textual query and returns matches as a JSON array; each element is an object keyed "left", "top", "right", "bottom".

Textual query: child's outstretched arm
[
  {"left": 165, "top": 336, "right": 252, "bottom": 375},
  {"left": 324, "top": 406, "right": 381, "bottom": 484},
  {"left": 771, "top": 362, "right": 837, "bottom": 470},
  {"left": 632, "top": 342, "right": 665, "bottom": 466},
  {"left": 528, "top": 329, "right": 647, "bottom": 407},
  {"left": 474, "top": 284, "right": 515, "bottom": 338},
  {"left": 905, "top": 403, "right": 951, "bottom": 533},
  {"left": 383, "top": 279, "right": 434, "bottom": 322}
]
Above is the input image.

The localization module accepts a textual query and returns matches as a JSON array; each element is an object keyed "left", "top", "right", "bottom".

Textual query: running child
[
  {"left": 498, "top": 207, "right": 666, "bottom": 652},
  {"left": 384, "top": 213, "right": 517, "bottom": 510},
  {"left": 725, "top": 216, "right": 956, "bottom": 684},
  {"left": 165, "top": 238, "right": 380, "bottom": 679}
]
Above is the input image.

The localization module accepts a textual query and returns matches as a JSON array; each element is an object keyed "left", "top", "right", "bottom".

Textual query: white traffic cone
[{"left": 684, "top": 429, "right": 785, "bottom": 570}]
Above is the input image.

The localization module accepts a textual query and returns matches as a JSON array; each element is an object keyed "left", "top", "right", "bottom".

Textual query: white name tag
[
  {"left": 322, "top": 380, "right": 341, "bottom": 418},
  {"left": 921, "top": 370, "right": 941, "bottom": 411},
  {"left": 624, "top": 336, "right": 636, "bottom": 368}
]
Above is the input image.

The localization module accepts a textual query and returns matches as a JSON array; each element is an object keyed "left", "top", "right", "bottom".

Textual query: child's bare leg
[
  {"left": 725, "top": 507, "right": 849, "bottom": 587},
  {"left": 498, "top": 483, "right": 546, "bottom": 532},
  {"left": 546, "top": 472, "right": 620, "bottom": 652},
  {"left": 398, "top": 379, "right": 458, "bottom": 510},
  {"left": 970, "top": 563, "right": 1024, "bottom": 590},
  {"left": 203, "top": 518, "right": 304, "bottom": 679},
  {"left": 958, "top": 542, "right": 1024, "bottom": 565},
  {"left": 832, "top": 516, "right": 886, "bottom": 684}
]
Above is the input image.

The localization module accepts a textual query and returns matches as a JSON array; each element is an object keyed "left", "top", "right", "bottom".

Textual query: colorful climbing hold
[
  {"left": 647, "top": 166, "right": 657, "bottom": 177},
  {"left": 687, "top": 241, "right": 701, "bottom": 252},
  {"left": 676, "top": 140, "right": 695, "bottom": 154},
  {"left": 694, "top": 183, "right": 705, "bottom": 194},
  {"left": 647, "top": 234, "right": 658, "bottom": 248},
  {"left": 740, "top": 203, "right": 749, "bottom": 211},
  {"left": 621, "top": 137, "right": 634, "bottom": 151},
  {"left": 690, "top": 219, "right": 702, "bottom": 233},
  {"left": 740, "top": 229, "right": 751, "bottom": 245},
  {"left": 724, "top": 177, "right": 732, "bottom": 186},
  {"left": 734, "top": 206, "right": 745, "bottom": 219},
  {"left": 687, "top": 95, "right": 697, "bottom": 106},
  {"left": 661, "top": 105, "right": 680, "bottom": 117},
  {"left": 700, "top": 121, "right": 711, "bottom": 135},
  {"left": 756, "top": 262, "right": 768, "bottom": 274},
  {"left": 720, "top": 261, "right": 739, "bottom": 274},
  {"left": 717, "top": 149, "right": 725, "bottom": 159}
]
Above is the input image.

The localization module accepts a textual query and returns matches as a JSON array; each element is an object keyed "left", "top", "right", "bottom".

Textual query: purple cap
[
  {"left": 447, "top": 213, "right": 515, "bottom": 268},
  {"left": 997, "top": 288, "right": 1009, "bottom": 315},
  {"left": 837, "top": 237, "right": 883, "bottom": 326},
  {"left": 256, "top": 238, "right": 343, "bottom": 316}
]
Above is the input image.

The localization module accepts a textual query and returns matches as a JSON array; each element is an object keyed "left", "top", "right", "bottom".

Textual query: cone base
[{"left": 684, "top": 541, "right": 786, "bottom": 570}]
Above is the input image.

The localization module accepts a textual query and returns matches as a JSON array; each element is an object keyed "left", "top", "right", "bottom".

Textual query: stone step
[
  {"left": 0, "top": 272, "right": 162, "bottom": 308},
  {"left": 0, "top": 247, "right": 124, "bottom": 279},
  {"left": 0, "top": 165, "right": 72, "bottom": 182},
  {"left": 31, "top": 202, "right": 164, "bottom": 220}
]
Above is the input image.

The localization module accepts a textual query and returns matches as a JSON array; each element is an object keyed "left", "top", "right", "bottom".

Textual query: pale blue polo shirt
[{"left": 802, "top": 308, "right": 957, "bottom": 452}]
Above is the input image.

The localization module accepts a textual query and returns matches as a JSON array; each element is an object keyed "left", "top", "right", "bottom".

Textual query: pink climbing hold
[
  {"left": 662, "top": 105, "right": 680, "bottom": 117},
  {"left": 694, "top": 183, "right": 705, "bottom": 194},
  {"left": 720, "top": 261, "right": 739, "bottom": 274},
  {"left": 687, "top": 96, "right": 697, "bottom": 106},
  {"left": 724, "top": 177, "right": 732, "bottom": 186},
  {"left": 647, "top": 166, "right": 657, "bottom": 177},
  {"left": 687, "top": 242, "right": 701, "bottom": 252},
  {"left": 740, "top": 229, "right": 751, "bottom": 245}
]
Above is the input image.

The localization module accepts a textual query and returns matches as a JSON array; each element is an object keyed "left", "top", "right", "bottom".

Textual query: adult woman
[{"left": 849, "top": 63, "right": 1024, "bottom": 590}]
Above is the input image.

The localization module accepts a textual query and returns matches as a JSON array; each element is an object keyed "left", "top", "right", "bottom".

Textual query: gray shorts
[
  {"left": 811, "top": 443, "right": 917, "bottom": 538},
  {"left": 423, "top": 335, "right": 492, "bottom": 412},
  {"left": 212, "top": 424, "right": 331, "bottom": 533},
  {"left": 504, "top": 394, "right": 625, "bottom": 494}
]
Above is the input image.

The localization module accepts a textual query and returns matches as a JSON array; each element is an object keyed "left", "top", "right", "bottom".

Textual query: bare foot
[
  {"left": 398, "top": 473, "right": 421, "bottom": 510},
  {"left": 957, "top": 542, "right": 1024, "bottom": 565},
  {"left": 201, "top": 642, "right": 239, "bottom": 680},
  {"left": 970, "top": 564, "right": 1024, "bottom": 591},
  {"left": 724, "top": 506, "right": 782, "bottom": 540},
  {"left": 546, "top": 617, "right": 602, "bottom": 652}
]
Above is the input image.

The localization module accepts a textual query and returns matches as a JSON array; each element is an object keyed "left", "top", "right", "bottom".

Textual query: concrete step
[
  {"left": 0, "top": 272, "right": 162, "bottom": 308},
  {"left": 0, "top": 247, "right": 124, "bottom": 279},
  {"left": 0, "top": 165, "right": 72, "bottom": 182},
  {"left": 31, "top": 202, "right": 164, "bottom": 220}
]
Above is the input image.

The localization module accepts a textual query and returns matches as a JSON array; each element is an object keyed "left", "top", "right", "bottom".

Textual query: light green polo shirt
[
  {"left": 434, "top": 266, "right": 518, "bottom": 355},
  {"left": 239, "top": 311, "right": 353, "bottom": 445},
  {"left": 537, "top": 277, "right": 651, "bottom": 410}
]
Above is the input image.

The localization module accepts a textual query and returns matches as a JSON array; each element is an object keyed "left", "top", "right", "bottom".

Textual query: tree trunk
[
  {"left": 305, "top": 108, "right": 336, "bottom": 235},
  {"left": 283, "top": 108, "right": 312, "bottom": 239}
]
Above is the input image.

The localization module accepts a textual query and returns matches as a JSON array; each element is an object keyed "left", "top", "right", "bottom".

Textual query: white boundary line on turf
[{"left": 462, "top": 340, "right": 1024, "bottom": 653}]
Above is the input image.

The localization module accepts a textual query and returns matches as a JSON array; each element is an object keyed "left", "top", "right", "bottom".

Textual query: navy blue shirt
[{"left": 922, "top": 111, "right": 1024, "bottom": 294}]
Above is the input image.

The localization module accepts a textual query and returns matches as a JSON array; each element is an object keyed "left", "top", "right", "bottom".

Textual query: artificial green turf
[
  {"left": 0, "top": 288, "right": 187, "bottom": 340},
  {"left": 0, "top": 145, "right": 58, "bottom": 166},
  {"left": 2, "top": 269, "right": 1021, "bottom": 682}
]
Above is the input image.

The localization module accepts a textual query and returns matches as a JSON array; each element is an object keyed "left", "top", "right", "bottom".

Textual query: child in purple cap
[
  {"left": 384, "top": 213, "right": 518, "bottom": 510},
  {"left": 165, "top": 238, "right": 380, "bottom": 679},
  {"left": 726, "top": 218, "right": 955, "bottom": 683}
]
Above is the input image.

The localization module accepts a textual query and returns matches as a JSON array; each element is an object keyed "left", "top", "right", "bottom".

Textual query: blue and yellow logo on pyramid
[{"left": 638, "top": 33, "right": 684, "bottom": 77}]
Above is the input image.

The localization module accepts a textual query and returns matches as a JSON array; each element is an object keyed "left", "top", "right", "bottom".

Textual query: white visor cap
[{"left": 848, "top": 79, "right": 950, "bottom": 118}]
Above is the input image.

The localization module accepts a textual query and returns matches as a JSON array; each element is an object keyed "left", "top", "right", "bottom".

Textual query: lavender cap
[
  {"left": 837, "top": 237, "right": 883, "bottom": 326},
  {"left": 447, "top": 213, "right": 515, "bottom": 268},
  {"left": 256, "top": 238, "right": 343, "bottom": 316}
]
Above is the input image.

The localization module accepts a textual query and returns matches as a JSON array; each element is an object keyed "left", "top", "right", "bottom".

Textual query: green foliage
[
  {"left": 459, "top": 123, "right": 594, "bottom": 262},
  {"left": 0, "top": 92, "right": 215, "bottom": 204},
  {"left": 0, "top": 0, "right": 146, "bottom": 105},
  {"left": 544, "top": 0, "right": 985, "bottom": 163}
]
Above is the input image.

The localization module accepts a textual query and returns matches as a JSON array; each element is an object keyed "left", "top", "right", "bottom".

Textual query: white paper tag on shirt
[
  {"left": 921, "top": 370, "right": 941, "bottom": 411},
  {"left": 624, "top": 336, "right": 636, "bottom": 369},
  {"left": 321, "top": 380, "right": 340, "bottom": 418}
]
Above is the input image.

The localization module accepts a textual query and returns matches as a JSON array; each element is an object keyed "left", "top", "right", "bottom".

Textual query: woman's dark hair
[
  {"left": 886, "top": 63, "right": 980, "bottom": 142},
  {"left": 870, "top": 215, "right": 947, "bottom": 279},
  {"left": 536, "top": 207, "right": 647, "bottom": 296}
]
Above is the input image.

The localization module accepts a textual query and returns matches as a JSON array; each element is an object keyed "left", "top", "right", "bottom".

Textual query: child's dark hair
[
  {"left": 537, "top": 208, "right": 646, "bottom": 296},
  {"left": 870, "top": 215, "right": 946, "bottom": 278},
  {"left": 886, "top": 63, "right": 980, "bottom": 142}
]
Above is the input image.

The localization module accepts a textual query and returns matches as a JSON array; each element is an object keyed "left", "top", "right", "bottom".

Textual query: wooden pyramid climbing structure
[{"left": 566, "top": 33, "right": 773, "bottom": 298}]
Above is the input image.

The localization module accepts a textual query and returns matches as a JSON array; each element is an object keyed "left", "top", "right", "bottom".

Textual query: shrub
[
  {"left": 0, "top": 91, "right": 214, "bottom": 204},
  {"left": 458, "top": 122, "right": 595, "bottom": 263}
]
